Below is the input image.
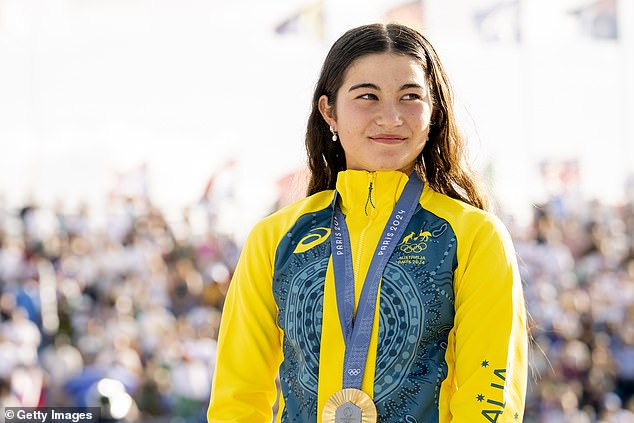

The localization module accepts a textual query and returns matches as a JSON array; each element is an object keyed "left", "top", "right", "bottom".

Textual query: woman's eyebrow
[
  {"left": 348, "top": 83, "right": 380, "bottom": 92},
  {"left": 348, "top": 82, "right": 425, "bottom": 92},
  {"left": 400, "top": 83, "right": 425, "bottom": 90}
]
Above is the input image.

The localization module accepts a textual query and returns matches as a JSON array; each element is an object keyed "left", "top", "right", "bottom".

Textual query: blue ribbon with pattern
[{"left": 330, "top": 172, "right": 424, "bottom": 389}]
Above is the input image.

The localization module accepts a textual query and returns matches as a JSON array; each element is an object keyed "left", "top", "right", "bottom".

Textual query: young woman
[{"left": 207, "top": 23, "right": 527, "bottom": 423}]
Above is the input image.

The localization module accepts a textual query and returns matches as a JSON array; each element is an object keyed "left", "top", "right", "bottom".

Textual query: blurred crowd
[
  {"left": 1, "top": 185, "right": 633, "bottom": 422},
  {"left": 512, "top": 192, "right": 634, "bottom": 422},
  {"left": 0, "top": 196, "right": 238, "bottom": 422}
]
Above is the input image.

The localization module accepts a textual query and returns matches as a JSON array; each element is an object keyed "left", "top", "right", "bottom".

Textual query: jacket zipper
[{"left": 353, "top": 172, "right": 376, "bottom": 314}]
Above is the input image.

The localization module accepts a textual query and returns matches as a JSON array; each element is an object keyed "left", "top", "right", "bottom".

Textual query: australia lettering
[
  {"left": 481, "top": 368, "right": 506, "bottom": 423},
  {"left": 396, "top": 255, "right": 426, "bottom": 265}
]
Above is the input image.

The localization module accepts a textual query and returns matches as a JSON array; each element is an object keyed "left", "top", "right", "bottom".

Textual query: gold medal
[{"left": 322, "top": 388, "right": 377, "bottom": 423}]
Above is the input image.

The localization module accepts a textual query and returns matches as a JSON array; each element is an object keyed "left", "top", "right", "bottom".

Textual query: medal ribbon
[{"left": 330, "top": 172, "right": 424, "bottom": 389}]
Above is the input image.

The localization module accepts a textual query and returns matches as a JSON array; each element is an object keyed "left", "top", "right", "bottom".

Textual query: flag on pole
[
  {"left": 567, "top": 0, "right": 618, "bottom": 40},
  {"left": 274, "top": 0, "right": 325, "bottom": 41}
]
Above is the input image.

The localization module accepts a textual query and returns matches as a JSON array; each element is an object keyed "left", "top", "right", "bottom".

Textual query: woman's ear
[{"left": 318, "top": 95, "right": 336, "bottom": 129}]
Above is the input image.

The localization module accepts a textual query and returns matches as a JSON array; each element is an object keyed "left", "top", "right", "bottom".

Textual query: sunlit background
[
  {"left": 1, "top": 0, "right": 633, "bottom": 422},
  {"left": 1, "top": 0, "right": 632, "bottom": 235}
]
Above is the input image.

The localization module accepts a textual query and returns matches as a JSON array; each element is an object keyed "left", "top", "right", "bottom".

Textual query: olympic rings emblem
[
  {"left": 399, "top": 242, "right": 427, "bottom": 253},
  {"left": 347, "top": 368, "right": 361, "bottom": 376}
]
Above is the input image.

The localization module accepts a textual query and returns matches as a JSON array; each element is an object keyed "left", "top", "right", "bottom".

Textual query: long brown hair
[{"left": 305, "top": 23, "right": 489, "bottom": 211}]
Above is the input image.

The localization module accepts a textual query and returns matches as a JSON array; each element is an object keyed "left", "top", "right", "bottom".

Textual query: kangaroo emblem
[
  {"left": 419, "top": 231, "right": 431, "bottom": 242},
  {"left": 401, "top": 232, "right": 416, "bottom": 244},
  {"left": 401, "top": 230, "right": 432, "bottom": 245}
]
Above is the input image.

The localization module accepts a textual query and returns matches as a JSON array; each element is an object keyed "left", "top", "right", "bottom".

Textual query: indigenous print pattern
[
  {"left": 272, "top": 207, "right": 457, "bottom": 423},
  {"left": 375, "top": 211, "right": 457, "bottom": 422},
  {"left": 273, "top": 210, "right": 332, "bottom": 422}
]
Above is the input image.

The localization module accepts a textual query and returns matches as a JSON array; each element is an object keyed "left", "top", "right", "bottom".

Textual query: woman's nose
[{"left": 376, "top": 101, "right": 403, "bottom": 127}]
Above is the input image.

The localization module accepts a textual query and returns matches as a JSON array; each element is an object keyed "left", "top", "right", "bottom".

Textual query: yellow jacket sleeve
[
  {"left": 440, "top": 214, "right": 528, "bottom": 422},
  {"left": 207, "top": 221, "right": 283, "bottom": 422}
]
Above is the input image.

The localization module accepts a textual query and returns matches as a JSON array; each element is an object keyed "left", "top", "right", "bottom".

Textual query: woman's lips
[{"left": 369, "top": 134, "right": 406, "bottom": 144}]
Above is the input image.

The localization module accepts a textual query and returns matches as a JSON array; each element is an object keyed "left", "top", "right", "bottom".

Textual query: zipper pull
[{"left": 364, "top": 180, "right": 376, "bottom": 216}]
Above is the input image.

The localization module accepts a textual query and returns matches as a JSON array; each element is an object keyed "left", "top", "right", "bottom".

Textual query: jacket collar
[{"left": 335, "top": 170, "right": 411, "bottom": 216}]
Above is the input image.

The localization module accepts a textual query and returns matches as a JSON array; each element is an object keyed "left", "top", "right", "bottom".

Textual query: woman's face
[{"left": 319, "top": 52, "right": 433, "bottom": 174}]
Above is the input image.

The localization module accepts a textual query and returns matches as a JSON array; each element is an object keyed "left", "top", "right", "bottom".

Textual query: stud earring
[{"left": 329, "top": 126, "right": 338, "bottom": 142}]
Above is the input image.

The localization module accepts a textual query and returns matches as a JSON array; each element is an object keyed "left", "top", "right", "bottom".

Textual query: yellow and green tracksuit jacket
[{"left": 207, "top": 170, "right": 527, "bottom": 423}]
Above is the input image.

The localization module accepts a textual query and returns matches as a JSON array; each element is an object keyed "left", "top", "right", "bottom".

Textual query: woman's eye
[
  {"left": 358, "top": 93, "right": 378, "bottom": 100},
  {"left": 402, "top": 93, "right": 421, "bottom": 100}
]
